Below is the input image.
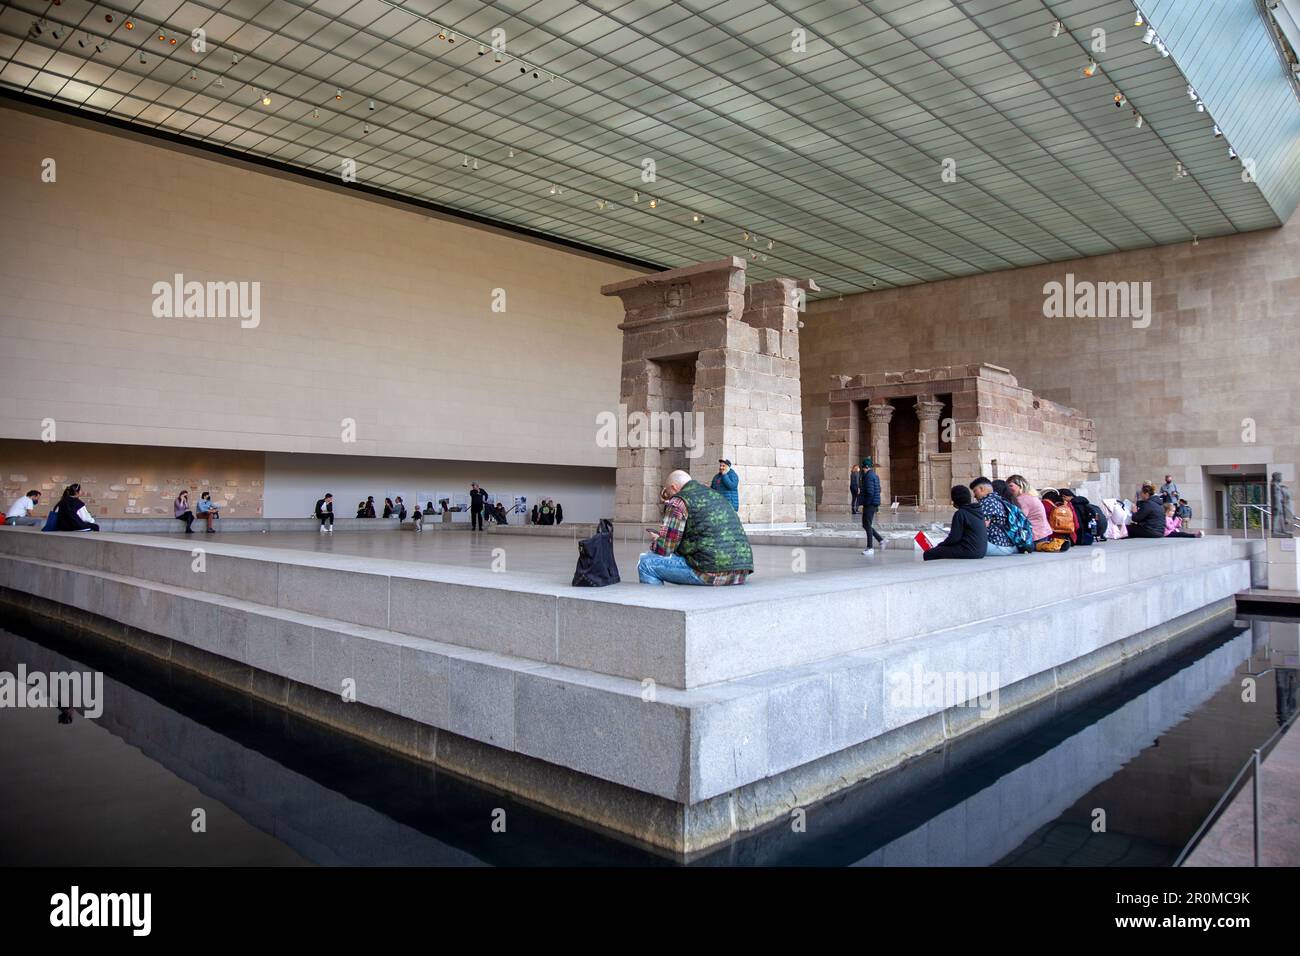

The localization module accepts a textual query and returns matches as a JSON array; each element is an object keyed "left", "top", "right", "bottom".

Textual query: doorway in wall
[{"left": 1204, "top": 464, "right": 1268, "bottom": 532}]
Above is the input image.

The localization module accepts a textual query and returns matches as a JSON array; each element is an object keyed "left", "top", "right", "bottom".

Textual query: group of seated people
[
  {"left": 924, "top": 476, "right": 1203, "bottom": 561},
  {"left": 528, "top": 499, "right": 563, "bottom": 526}
]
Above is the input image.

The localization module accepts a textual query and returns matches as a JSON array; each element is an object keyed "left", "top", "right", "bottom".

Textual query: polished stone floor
[{"left": 215, "top": 527, "right": 912, "bottom": 579}]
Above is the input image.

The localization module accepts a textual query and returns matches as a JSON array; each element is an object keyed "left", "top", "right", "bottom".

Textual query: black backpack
[
  {"left": 1089, "top": 503, "right": 1108, "bottom": 540},
  {"left": 572, "top": 519, "right": 620, "bottom": 587}
]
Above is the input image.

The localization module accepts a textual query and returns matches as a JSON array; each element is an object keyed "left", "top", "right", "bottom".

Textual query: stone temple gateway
[
  {"left": 601, "top": 258, "right": 815, "bottom": 526},
  {"left": 819, "top": 364, "right": 1099, "bottom": 517}
]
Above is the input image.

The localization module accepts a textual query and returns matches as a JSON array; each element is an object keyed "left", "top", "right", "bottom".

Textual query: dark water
[{"left": 0, "top": 614, "right": 1294, "bottom": 866}]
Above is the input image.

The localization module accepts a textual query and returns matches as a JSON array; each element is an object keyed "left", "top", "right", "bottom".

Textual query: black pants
[
  {"left": 318, "top": 514, "right": 333, "bottom": 528},
  {"left": 924, "top": 544, "right": 982, "bottom": 561},
  {"left": 471, "top": 507, "right": 483, "bottom": 530},
  {"left": 861, "top": 504, "right": 883, "bottom": 544},
  {"left": 177, "top": 510, "right": 194, "bottom": 532},
  {"left": 1128, "top": 525, "right": 1163, "bottom": 539},
  {"left": 851, "top": 492, "right": 859, "bottom": 514}
]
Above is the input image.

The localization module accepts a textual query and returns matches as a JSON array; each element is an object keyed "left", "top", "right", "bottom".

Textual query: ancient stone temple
[
  {"left": 818, "top": 364, "right": 1097, "bottom": 517},
  {"left": 601, "top": 257, "right": 814, "bottom": 525}
]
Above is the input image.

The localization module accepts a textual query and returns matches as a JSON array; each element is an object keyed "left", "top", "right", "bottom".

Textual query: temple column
[
  {"left": 915, "top": 397, "right": 945, "bottom": 509},
  {"left": 865, "top": 402, "right": 894, "bottom": 506}
]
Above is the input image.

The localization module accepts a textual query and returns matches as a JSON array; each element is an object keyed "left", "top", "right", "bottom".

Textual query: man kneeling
[{"left": 639, "top": 470, "right": 753, "bottom": 586}]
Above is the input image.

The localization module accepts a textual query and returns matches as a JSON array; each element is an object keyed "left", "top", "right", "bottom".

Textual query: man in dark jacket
[
  {"left": 923, "top": 485, "right": 987, "bottom": 560},
  {"left": 1062, "top": 490, "right": 1094, "bottom": 545},
  {"left": 1127, "top": 484, "right": 1167, "bottom": 538},
  {"left": 469, "top": 483, "right": 486, "bottom": 531},
  {"left": 314, "top": 493, "right": 334, "bottom": 534},
  {"left": 860, "top": 457, "right": 884, "bottom": 555}
]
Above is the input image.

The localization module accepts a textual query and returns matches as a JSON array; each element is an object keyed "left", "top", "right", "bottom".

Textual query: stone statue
[{"left": 1271, "top": 472, "right": 1294, "bottom": 538}]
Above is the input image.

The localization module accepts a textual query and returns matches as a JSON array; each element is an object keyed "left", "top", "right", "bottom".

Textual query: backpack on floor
[
  {"left": 1005, "top": 502, "right": 1034, "bottom": 553},
  {"left": 572, "top": 519, "right": 620, "bottom": 587}
]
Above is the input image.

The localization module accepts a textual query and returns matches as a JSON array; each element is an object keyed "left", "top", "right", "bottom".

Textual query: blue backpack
[{"left": 1005, "top": 502, "right": 1034, "bottom": 552}]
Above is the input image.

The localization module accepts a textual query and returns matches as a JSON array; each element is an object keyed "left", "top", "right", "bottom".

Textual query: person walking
[
  {"left": 710, "top": 459, "right": 740, "bottom": 511},
  {"left": 850, "top": 464, "right": 862, "bottom": 515},
  {"left": 860, "top": 457, "right": 884, "bottom": 556}
]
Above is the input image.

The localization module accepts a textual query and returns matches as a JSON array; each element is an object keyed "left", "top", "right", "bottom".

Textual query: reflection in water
[{"left": 0, "top": 614, "right": 1293, "bottom": 866}]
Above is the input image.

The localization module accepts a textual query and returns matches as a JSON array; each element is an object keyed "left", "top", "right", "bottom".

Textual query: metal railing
[
  {"left": 1175, "top": 704, "right": 1300, "bottom": 866},
  {"left": 1237, "top": 503, "right": 1300, "bottom": 538}
]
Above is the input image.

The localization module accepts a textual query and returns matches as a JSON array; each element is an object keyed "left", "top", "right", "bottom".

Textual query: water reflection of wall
[{"left": 3, "top": 633, "right": 485, "bottom": 866}]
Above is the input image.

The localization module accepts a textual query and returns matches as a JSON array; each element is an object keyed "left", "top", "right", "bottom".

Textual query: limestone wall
[{"left": 801, "top": 214, "right": 1300, "bottom": 518}]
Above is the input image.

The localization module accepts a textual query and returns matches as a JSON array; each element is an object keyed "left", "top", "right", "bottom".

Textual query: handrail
[
  {"left": 1175, "top": 704, "right": 1300, "bottom": 866},
  {"left": 1237, "top": 503, "right": 1300, "bottom": 538}
]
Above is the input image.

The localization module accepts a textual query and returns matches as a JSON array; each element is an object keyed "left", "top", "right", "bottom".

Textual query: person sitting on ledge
[
  {"left": 1041, "top": 490, "right": 1077, "bottom": 546},
  {"left": 197, "top": 491, "right": 220, "bottom": 533},
  {"left": 54, "top": 484, "right": 99, "bottom": 532},
  {"left": 355, "top": 500, "right": 367, "bottom": 518},
  {"left": 493, "top": 501, "right": 509, "bottom": 525},
  {"left": 316, "top": 493, "right": 335, "bottom": 534},
  {"left": 1061, "top": 489, "right": 1094, "bottom": 546},
  {"left": 923, "top": 485, "right": 986, "bottom": 561},
  {"left": 174, "top": 490, "right": 195, "bottom": 534},
  {"left": 363, "top": 496, "right": 377, "bottom": 518},
  {"left": 5, "top": 489, "right": 42, "bottom": 526},
  {"left": 1163, "top": 501, "right": 1203, "bottom": 538},
  {"left": 639, "top": 469, "right": 753, "bottom": 586},
  {"left": 382, "top": 497, "right": 395, "bottom": 518},
  {"left": 1008, "top": 474, "right": 1067, "bottom": 552},
  {"left": 1127, "top": 484, "right": 1169, "bottom": 539},
  {"left": 970, "top": 477, "right": 1018, "bottom": 556}
]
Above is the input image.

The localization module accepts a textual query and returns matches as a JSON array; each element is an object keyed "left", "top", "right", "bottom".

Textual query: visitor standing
[
  {"left": 1159, "top": 475, "right": 1180, "bottom": 505},
  {"left": 469, "top": 483, "right": 486, "bottom": 531},
  {"left": 710, "top": 459, "right": 740, "bottom": 511}
]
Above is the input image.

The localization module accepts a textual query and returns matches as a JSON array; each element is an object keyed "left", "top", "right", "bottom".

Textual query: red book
[{"left": 914, "top": 530, "right": 934, "bottom": 552}]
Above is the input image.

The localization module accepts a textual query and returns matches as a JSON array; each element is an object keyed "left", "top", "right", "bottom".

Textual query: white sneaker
[{"left": 862, "top": 548, "right": 875, "bottom": 556}]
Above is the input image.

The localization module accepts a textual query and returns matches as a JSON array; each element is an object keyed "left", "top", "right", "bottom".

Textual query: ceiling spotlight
[
  {"left": 1113, "top": 92, "right": 1125, "bottom": 108},
  {"left": 633, "top": 191, "right": 640, "bottom": 203},
  {"left": 438, "top": 27, "right": 446, "bottom": 40},
  {"left": 125, "top": 19, "right": 134, "bottom": 30},
  {"left": 232, "top": 53, "right": 240, "bottom": 64},
  {"left": 507, "top": 147, "right": 514, "bottom": 158},
  {"left": 767, "top": 239, "right": 774, "bottom": 250},
  {"left": 94, "top": 42, "right": 103, "bottom": 53},
  {"left": 138, "top": 52, "right": 146, "bottom": 64},
  {"left": 105, "top": 13, "right": 113, "bottom": 23},
  {"left": 692, "top": 212, "right": 702, "bottom": 223},
  {"left": 472, "top": 159, "right": 478, "bottom": 170},
  {"left": 51, "top": 27, "right": 61, "bottom": 40},
  {"left": 335, "top": 89, "right": 342, "bottom": 100},
  {"left": 648, "top": 197, "right": 658, "bottom": 208},
  {"left": 1134, "top": 12, "right": 1145, "bottom": 27},
  {"left": 1192, "top": 234, "right": 1199, "bottom": 247},
  {"left": 1141, "top": 27, "right": 1155, "bottom": 44},
  {"left": 158, "top": 32, "right": 166, "bottom": 41},
  {"left": 494, "top": 52, "right": 502, "bottom": 63},
  {"left": 169, "top": 37, "right": 177, "bottom": 45},
  {"left": 1051, "top": 20, "right": 1063, "bottom": 38},
  {"left": 262, "top": 91, "right": 272, "bottom": 106},
  {"left": 1159, "top": 42, "right": 1170, "bottom": 57},
  {"left": 78, "top": 35, "right": 86, "bottom": 48},
  {"left": 462, "top": 156, "right": 469, "bottom": 168},
  {"left": 1133, "top": 110, "right": 1144, "bottom": 128},
  {"left": 363, "top": 123, "right": 370, "bottom": 134},
  {"left": 1175, "top": 161, "right": 1190, "bottom": 178},
  {"left": 216, "top": 77, "right": 224, "bottom": 88},
  {"left": 549, "top": 184, "right": 558, "bottom": 195},
  {"left": 519, "top": 65, "right": 527, "bottom": 74},
  {"left": 368, "top": 99, "right": 375, "bottom": 111},
  {"left": 30, "top": 19, "right": 43, "bottom": 36},
  {"left": 596, "top": 199, "right": 607, "bottom": 210},
  {"left": 478, "top": 45, "right": 486, "bottom": 56},
  {"left": 1187, "top": 84, "right": 1197, "bottom": 100},
  {"left": 1228, "top": 146, "right": 1237, "bottom": 159},
  {"left": 189, "top": 69, "right": 198, "bottom": 80},
  {"left": 311, "top": 107, "right": 319, "bottom": 118},
  {"left": 1082, "top": 59, "right": 1098, "bottom": 77},
  {"left": 1213, "top": 124, "right": 1222, "bottom": 137},
  {"left": 448, "top": 33, "right": 456, "bottom": 43},
  {"left": 533, "top": 70, "right": 539, "bottom": 78},
  {"left": 742, "top": 230, "right": 750, "bottom": 241},
  {"left": 1195, "top": 100, "right": 1205, "bottom": 112}
]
